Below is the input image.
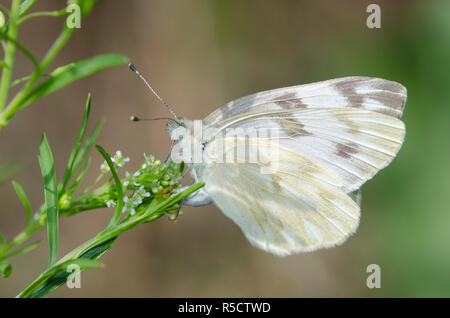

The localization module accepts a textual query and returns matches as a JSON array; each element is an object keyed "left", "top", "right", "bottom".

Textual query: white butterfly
[{"left": 130, "top": 67, "right": 406, "bottom": 256}]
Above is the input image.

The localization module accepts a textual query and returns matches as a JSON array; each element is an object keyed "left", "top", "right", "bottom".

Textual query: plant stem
[
  {"left": 0, "top": 191, "right": 107, "bottom": 258},
  {"left": 1, "top": 209, "right": 46, "bottom": 256},
  {"left": 16, "top": 182, "right": 204, "bottom": 298},
  {"left": 0, "top": 24, "right": 74, "bottom": 129},
  {"left": 16, "top": 204, "right": 163, "bottom": 298},
  {"left": 18, "top": 9, "right": 67, "bottom": 24},
  {"left": 0, "top": 0, "right": 20, "bottom": 111},
  {"left": 1, "top": 180, "right": 110, "bottom": 260}
]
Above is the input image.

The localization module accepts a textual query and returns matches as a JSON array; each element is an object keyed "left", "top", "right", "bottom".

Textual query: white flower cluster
[
  {"left": 100, "top": 150, "right": 130, "bottom": 173},
  {"left": 122, "top": 185, "right": 151, "bottom": 216},
  {"left": 103, "top": 151, "right": 182, "bottom": 217}
]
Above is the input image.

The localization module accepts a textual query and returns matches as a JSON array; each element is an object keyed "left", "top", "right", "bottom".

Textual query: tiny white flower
[
  {"left": 112, "top": 150, "right": 130, "bottom": 168},
  {"left": 100, "top": 161, "right": 110, "bottom": 173},
  {"left": 123, "top": 170, "right": 140, "bottom": 188},
  {"left": 144, "top": 153, "right": 155, "bottom": 162}
]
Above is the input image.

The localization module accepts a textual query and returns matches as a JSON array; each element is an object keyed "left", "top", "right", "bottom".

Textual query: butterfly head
[
  {"left": 166, "top": 118, "right": 203, "bottom": 164},
  {"left": 166, "top": 118, "right": 193, "bottom": 142}
]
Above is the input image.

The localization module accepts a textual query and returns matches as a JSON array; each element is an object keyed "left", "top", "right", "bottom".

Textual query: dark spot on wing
[
  {"left": 336, "top": 142, "right": 359, "bottom": 159},
  {"left": 332, "top": 78, "right": 406, "bottom": 119},
  {"left": 272, "top": 91, "right": 309, "bottom": 110},
  {"left": 275, "top": 99, "right": 308, "bottom": 109},
  {"left": 377, "top": 108, "right": 398, "bottom": 117},
  {"left": 275, "top": 91, "right": 297, "bottom": 101},
  {"left": 333, "top": 82, "right": 364, "bottom": 108},
  {"left": 275, "top": 100, "right": 294, "bottom": 108},
  {"left": 280, "top": 118, "right": 312, "bottom": 137}
]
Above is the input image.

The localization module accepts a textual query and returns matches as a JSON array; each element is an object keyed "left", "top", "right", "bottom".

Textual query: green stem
[
  {"left": 0, "top": 25, "right": 74, "bottom": 129},
  {"left": 17, "top": 206, "right": 163, "bottom": 298},
  {"left": 0, "top": 241, "right": 39, "bottom": 262},
  {"left": 18, "top": 9, "right": 67, "bottom": 24},
  {"left": 60, "top": 196, "right": 180, "bottom": 264},
  {"left": 0, "top": 0, "right": 20, "bottom": 111},
  {"left": 17, "top": 183, "right": 204, "bottom": 298},
  {"left": 0, "top": 189, "right": 108, "bottom": 257},
  {"left": 1, "top": 210, "right": 46, "bottom": 256},
  {"left": 0, "top": 182, "right": 109, "bottom": 259},
  {"left": 0, "top": 4, "right": 10, "bottom": 16},
  {"left": 61, "top": 203, "right": 106, "bottom": 217}
]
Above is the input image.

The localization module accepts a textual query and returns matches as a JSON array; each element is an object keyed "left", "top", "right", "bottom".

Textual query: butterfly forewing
[{"left": 203, "top": 76, "right": 406, "bottom": 128}]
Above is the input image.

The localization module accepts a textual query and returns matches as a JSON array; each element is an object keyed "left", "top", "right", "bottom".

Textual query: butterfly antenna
[
  {"left": 130, "top": 115, "right": 179, "bottom": 125},
  {"left": 129, "top": 63, "right": 179, "bottom": 121}
]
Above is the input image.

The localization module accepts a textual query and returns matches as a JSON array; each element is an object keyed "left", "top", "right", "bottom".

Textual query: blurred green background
[{"left": 1, "top": 0, "right": 449, "bottom": 297}]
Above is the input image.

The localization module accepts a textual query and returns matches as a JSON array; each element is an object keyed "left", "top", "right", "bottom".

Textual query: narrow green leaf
[
  {"left": 18, "top": 9, "right": 67, "bottom": 24},
  {"left": 79, "top": 237, "right": 117, "bottom": 260},
  {"left": 0, "top": 4, "right": 10, "bottom": 16},
  {"left": 19, "top": 0, "right": 37, "bottom": 16},
  {"left": 0, "top": 241, "right": 40, "bottom": 262},
  {"left": 71, "top": 118, "right": 105, "bottom": 175},
  {"left": 17, "top": 258, "right": 103, "bottom": 298},
  {"left": 12, "top": 181, "right": 32, "bottom": 227},
  {"left": 11, "top": 73, "right": 51, "bottom": 87},
  {"left": 11, "top": 75, "right": 33, "bottom": 87},
  {"left": 38, "top": 134, "right": 59, "bottom": 267},
  {"left": 59, "top": 94, "right": 91, "bottom": 195},
  {"left": 20, "top": 237, "right": 116, "bottom": 298},
  {"left": 96, "top": 146, "right": 123, "bottom": 229},
  {"left": 0, "top": 263, "right": 12, "bottom": 278},
  {"left": 0, "top": 31, "right": 39, "bottom": 67},
  {"left": 18, "top": 54, "right": 128, "bottom": 110},
  {"left": 153, "top": 182, "right": 205, "bottom": 213}
]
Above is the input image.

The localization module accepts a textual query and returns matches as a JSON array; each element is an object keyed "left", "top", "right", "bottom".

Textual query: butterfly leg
[
  {"left": 173, "top": 168, "right": 213, "bottom": 206},
  {"left": 175, "top": 184, "right": 213, "bottom": 207},
  {"left": 158, "top": 140, "right": 175, "bottom": 181},
  {"left": 171, "top": 200, "right": 183, "bottom": 220}
]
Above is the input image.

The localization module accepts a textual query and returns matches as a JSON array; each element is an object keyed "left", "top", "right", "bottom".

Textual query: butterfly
[{"left": 130, "top": 66, "right": 406, "bottom": 256}]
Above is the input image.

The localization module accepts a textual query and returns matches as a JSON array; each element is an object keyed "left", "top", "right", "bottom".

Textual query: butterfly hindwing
[{"left": 199, "top": 138, "right": 360, "bottom": 255}]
